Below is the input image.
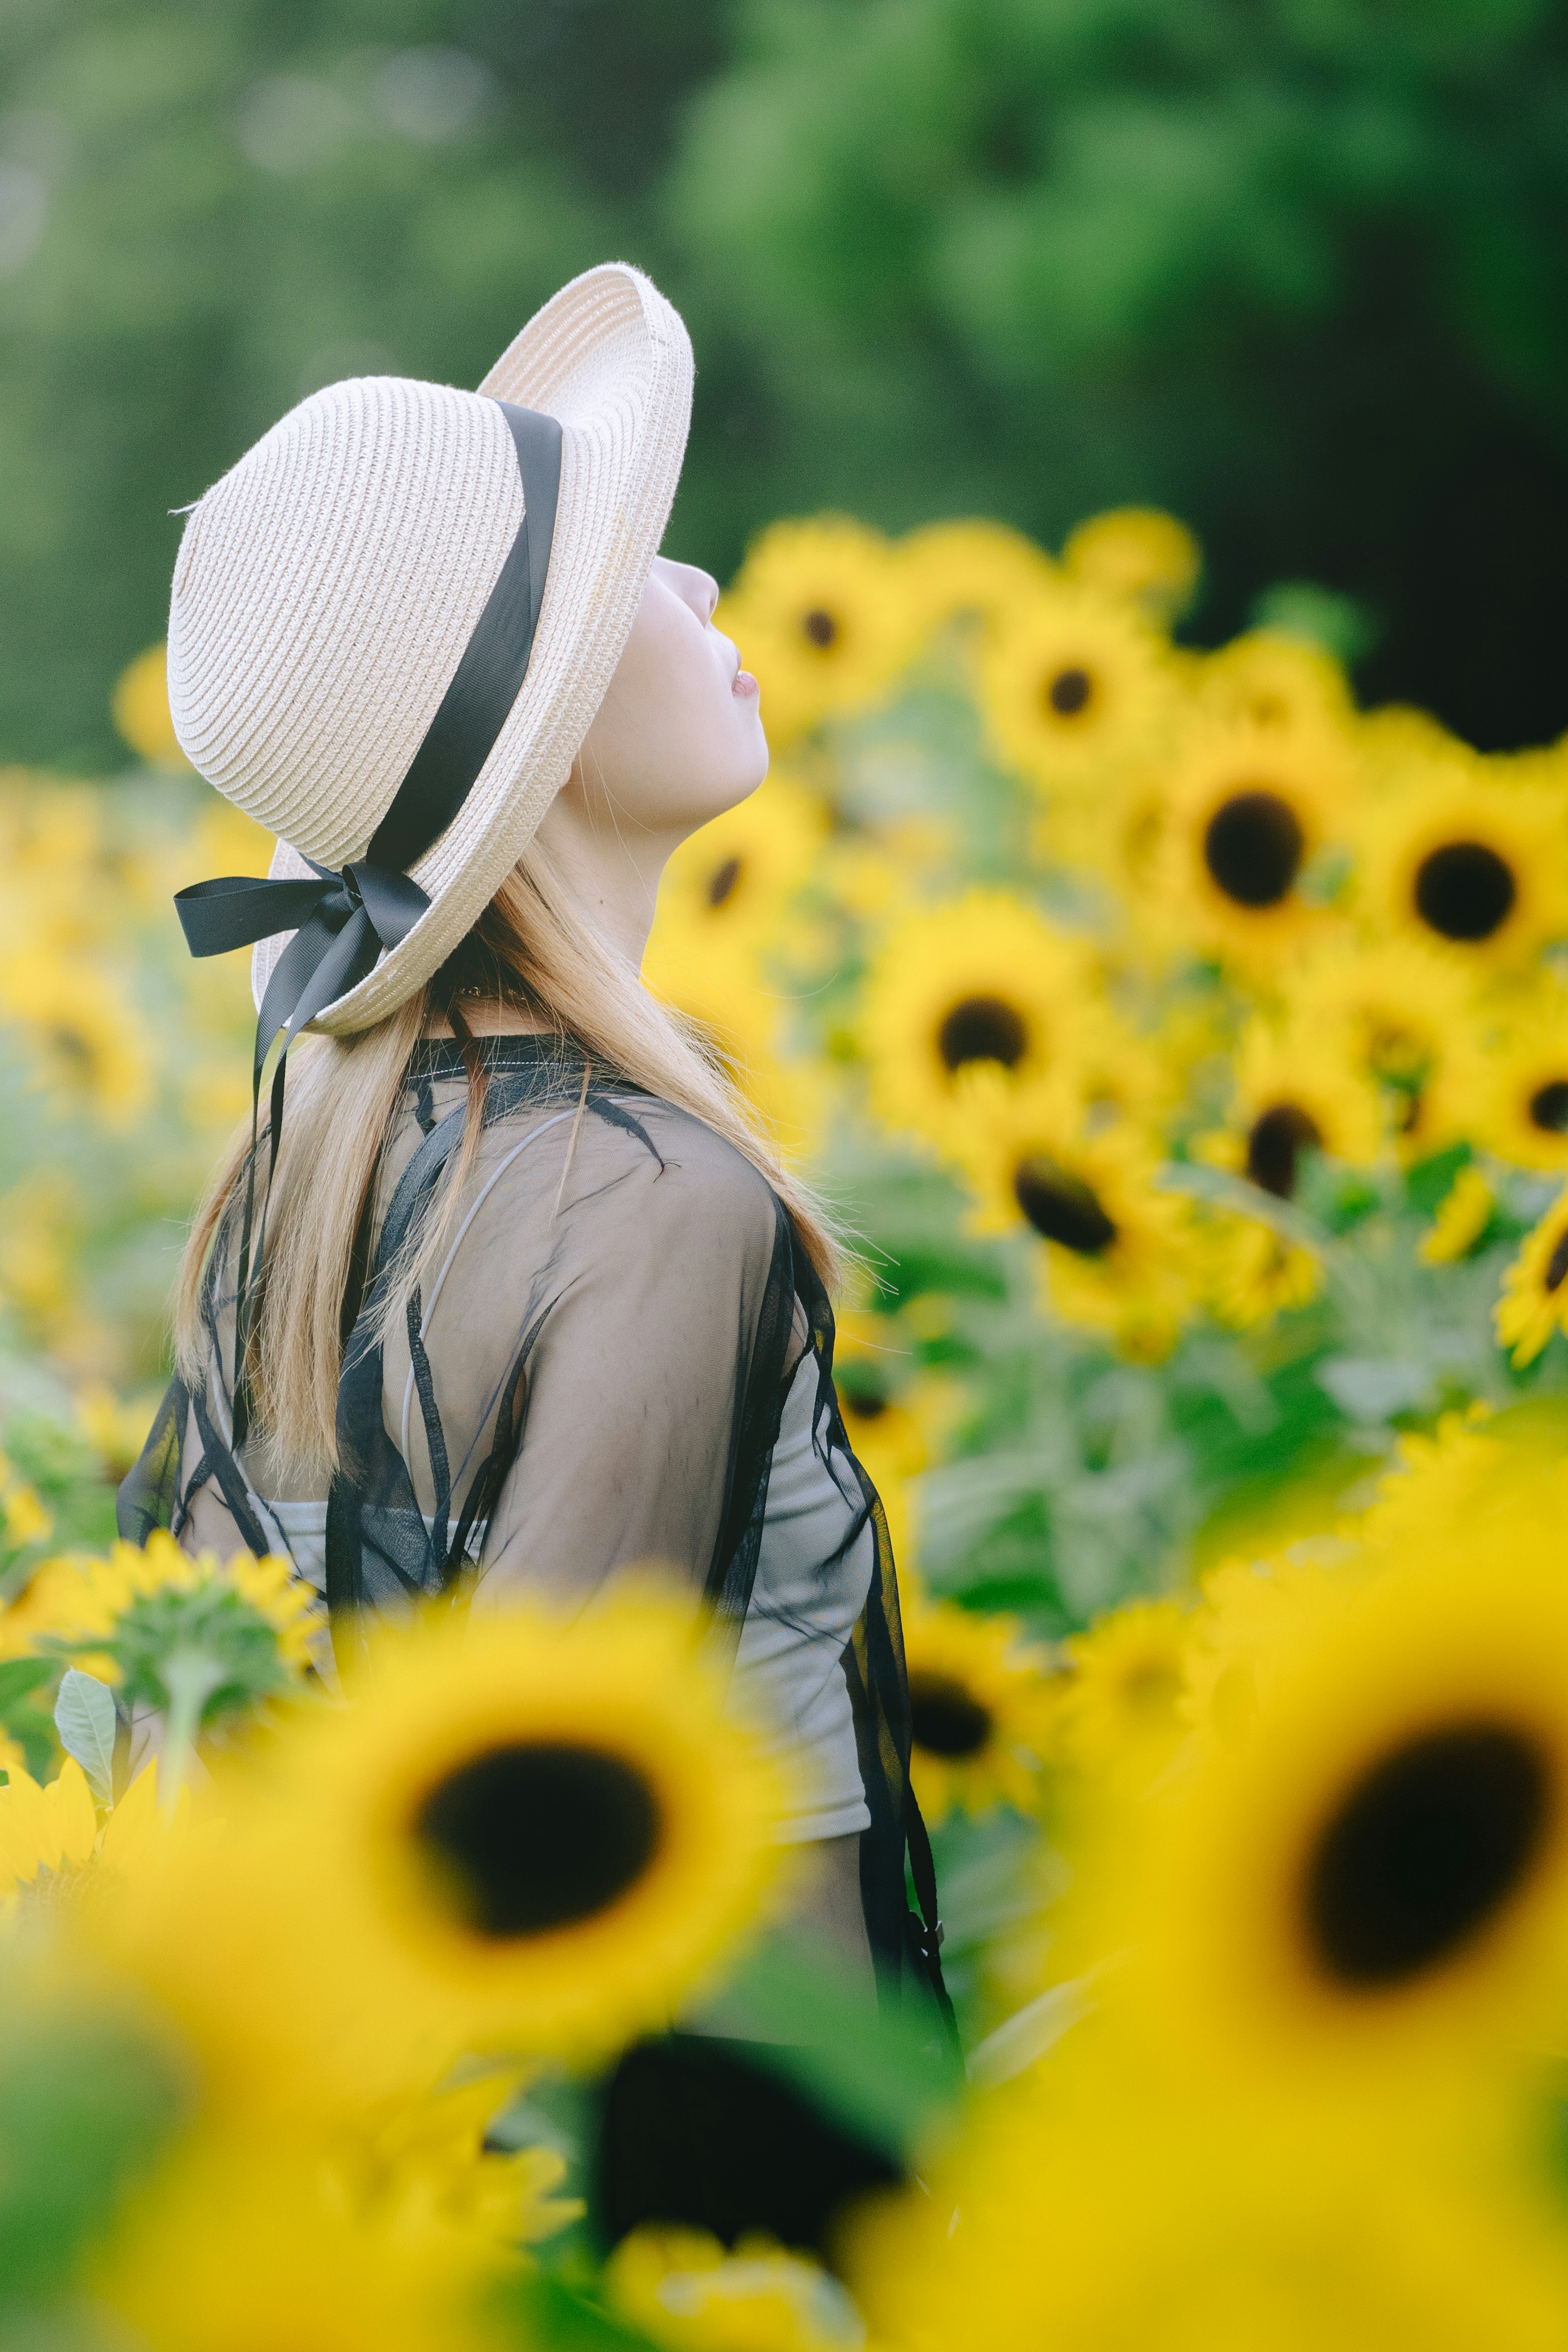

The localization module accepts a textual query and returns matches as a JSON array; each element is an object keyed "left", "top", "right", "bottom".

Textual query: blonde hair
[{"left": 174, "top": 833, "right": 840, "bottom": 1480}]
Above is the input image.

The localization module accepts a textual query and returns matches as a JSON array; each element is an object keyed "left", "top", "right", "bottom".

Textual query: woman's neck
[{"left": 421, "top": 767, "right": 680, "bottom": 1039}]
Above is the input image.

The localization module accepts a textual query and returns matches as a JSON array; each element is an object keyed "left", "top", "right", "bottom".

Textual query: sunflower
[
  {"left": 1420, "top": 1166, "right": 1497, "bottom": 1265},
  {"left": 1203, "top": 1216, "right": 1323, "bottom": 1330},
  {"left": 900, "top": 1594, "right": 1055, "bottom": 1825},
  {"left": 101, "top": 1597, "right": 795, "bottom": 2108},
  {"left": 832, "top": 1314, "right": 958, "bottom": 1570},
  {"left": 606, "top": 2225, "right": 866, "bottom": 2352},
  {"left": 111, "top": 640, "right": 193, "bottom": 769},
  {"left": 1192, "top": 627, "right": 1354, "bottom": 736},
  {"left": 1061, "top": 506, "right": 1201, "bottom": 628},
  {"left": 953, "top": 1071, "right": 1200, "bottom": 1360},
  {"left": 94, "top": 2129, "right": 513, "bottom": 2352},
  {"left": 857, "top": 890, "right": 1096, "bottom": 1159},
  {"left": 1428, "top": 1000, "right": 1568, "bottom": 1173},
  {"left": 1495, "top": 1185, "right": 1568, "bottom": 1367},
  {"left": 1217, "top": 1017, "right": 1386, "bottom": 1198},
  {"left": 1054, "top": 1598, "right": 1192, "bottom": 1781},
  {"left": 1152, "top": 713, "right": 1356, "bottom": 972},
  {"left": 849, "top": 2058, "right": 1568, "bottom": 2352},
  {"left": 897, "top": 516, "right": 1058, "bottom": 648},
  {"left": 1117, "top": 1512, "right": 1568, "bottom": 2085},
  {"left": 718, "top": 517, "right": 922, "bottom": 745},
  {"left": 0, "top": 1755, "right": 97, "bottom": 1902},
  {"left": 0, "top": 951, "right": 155, "bottom": 1127},
  {"left": 977, "top": 578, "right": 1177, "bottom": 802},
  {"left": 650, "top": 772, "right": 828, "bottom": 978},
  {"left": 1357, "top": 763, "right": 1568, "bottom": 970},
  {"left": 1278, "top": 937, "right": 1476, "bottom": 1149},
  {"left": 643, "top": 950, "right": 828, "bottom": 1167}
]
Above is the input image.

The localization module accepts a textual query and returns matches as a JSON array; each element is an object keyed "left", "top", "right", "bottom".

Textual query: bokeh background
[{"left": 2, "top": 0, "right": 1568, "bottom": 773}]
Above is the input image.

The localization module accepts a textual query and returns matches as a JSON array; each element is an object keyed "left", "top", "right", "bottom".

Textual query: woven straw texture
[{"left": 165, "top": 262, "right": 694, "bottom": 1033}]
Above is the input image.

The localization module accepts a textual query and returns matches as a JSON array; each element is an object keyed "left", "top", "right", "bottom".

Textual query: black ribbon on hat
[{"left": 173, "top": 397, "right": 563, "bottom": 1441}]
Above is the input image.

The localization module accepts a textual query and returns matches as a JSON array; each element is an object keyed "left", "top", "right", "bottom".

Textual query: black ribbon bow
[{"left": 172, "top": 396, "right": 563, "bottom": 1441}]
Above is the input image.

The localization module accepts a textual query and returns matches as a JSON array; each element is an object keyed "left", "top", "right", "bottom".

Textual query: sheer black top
[{"left": 120, "top": 1035, "right": 946, "bottom": 2014}]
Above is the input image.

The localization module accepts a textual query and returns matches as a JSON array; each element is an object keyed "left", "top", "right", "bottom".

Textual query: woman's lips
[{"left": 732, "top": 667, "right": 760, "bottom": 700}]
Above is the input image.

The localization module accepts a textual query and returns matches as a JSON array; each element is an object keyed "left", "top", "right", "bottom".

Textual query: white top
[{"left": 252, "top": 1352, "right": 873, "bottom": 1849}]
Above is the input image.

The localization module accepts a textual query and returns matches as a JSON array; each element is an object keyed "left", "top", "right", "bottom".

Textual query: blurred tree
[
  {"left": 0, "top": 0, "right": 724, "bottom": 769},
  {"left": 667, "top": 0, "right": 1568, "bottom": 748},
  {"left": 3, "top": 0, "right": 1568, "bottom": 766}
]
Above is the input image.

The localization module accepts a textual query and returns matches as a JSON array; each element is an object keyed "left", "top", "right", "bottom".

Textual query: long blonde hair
[{"left": 174, "top": 832, "right": 840, "bottom": 1480}]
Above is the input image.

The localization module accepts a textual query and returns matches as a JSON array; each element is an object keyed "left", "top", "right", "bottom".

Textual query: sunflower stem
[{"left": 158, "top": 1646, "right": 224, "bottom": 1817}]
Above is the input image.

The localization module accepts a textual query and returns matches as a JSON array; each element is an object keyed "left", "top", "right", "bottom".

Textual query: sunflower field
[{"left": 9, "top": 507, "right": 1568, "bottom": 2343}]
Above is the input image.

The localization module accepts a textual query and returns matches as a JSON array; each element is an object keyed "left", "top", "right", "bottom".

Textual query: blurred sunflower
[
  {"left": 849, "top": 2057, "right": 1568, "bottom": 2352},
  {"left": 1191, "top": 627, "right": 1354, "bottom": 736},
  {"left": 858, "top": 890, "right": 1096, "bottom": 1158},
  {"left": 644, "top": 953, "right": 827, "bottom": 1168},
  {"left": 1061, "top": 506, "right": 1201, "bottom": 628},
  {"left": 901, "top": 1594, "right": 1054, "bottom": 1824},
  {"left": 1153, "top": 714, "right": 1356, "bottom": 972},
  {"left": 1279, "top": 938, "right": 1474, "bottom": 1149},
  {"left": 1204, "top": 1216, "right": 1323, "bottom": 1330},
  {"left": 607, "top": 2225, "right": 866, "bottom": 2352},
  {"left": 1357, "top": 765, "right": 1568, "bottom": 969},
  {"left": 897, "top": 516, "right": 1057, "bottom": 648},
  {"left": 978, "top": 579, "right": 1176, "bottom": 802},
  {"left": 832, "top": 1316, "right": 958, "bottom": 1569},
  {"left": 953, "top": 1072, "right": 1198, "bottom": 1360},
  {"left": 0, "top": 951, "right": 155, "bottom": 1127},
  {"left": 1055, "top": 1598, "right": 1192, "bottom": 1781},
  {"left": 1428, "top": 1002, "right": 1568, "bottom": 1174},
  {"left": 651, "top": 772, "right": 828, "bottom": 978},
  {"left": 1495, "top": 1185, "right": 1568, "bottom": 1367},
  {"left": 1119, "top": 1523, "right": 1568, "bottom": 2084},
  {"left": 1207, "top": 1018, "right": 1385, "bottom": 1200},
  {"left": 1419, "top": 1166, "right": 1497, "bottom": 1265},
  {"left": 113, "top": 1598, "right": 795, "bottom": 2101},
  {"left": 111, "top": 641, "right": 193, "bottom": 770},
  {"left": 718, "top": 518, "right": 920, "bottom": 745},
  {"left": 94, "top": 2129, "right": 513, "bottom": 2352}
]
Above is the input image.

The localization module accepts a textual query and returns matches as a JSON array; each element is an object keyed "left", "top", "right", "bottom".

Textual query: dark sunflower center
[
  {"left": 1246, "top": 1102, "right": 1323, "bottom": 1199},
  {"left": 1547, "top": 1230, "right": 1568, "bottom": 1294},
  {"left": 843, "top": 1385, "right": 889, "bottom": 1422},
  {"left": 908, "top": 1669, "right": 993, "bottom": 1759},
  {"left": 413, "top": 1741, "right": 661, "bottom": 1939},
  {"left": 1202, "top": 790, "right": 1305, "bottom": 909},
  {"left": 801, "top": 607, "right": 838, "bottom": 650},
  {"left": 1529, "top": 1080, "right": 1568, "bottom": 1135},
  {"left": 1412, "top": 842, "right": 1516, "bottom": 942},
  {"left": 1013, "top": 1155, "right": 1117, "bottom": 1254},
  {"left": 706, "top": 854, "right": 744, "bottom": 910},
  {"left": 1122, "top": 1661, "right": 1183, "bottom": 1719},
  {"left": 937, "top": 994, "right": 1028, "bottom": 1072},
  {"left": 1045, "top": 664, "right": 1094, "bottom": 718},
  {"left": 1302, "top": 1722, "right": 1550, "bottom": 1989}
]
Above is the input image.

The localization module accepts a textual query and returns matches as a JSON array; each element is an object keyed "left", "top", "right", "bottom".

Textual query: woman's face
[{"left": 564, "top": 555, "right": 767, "bottom": 844}]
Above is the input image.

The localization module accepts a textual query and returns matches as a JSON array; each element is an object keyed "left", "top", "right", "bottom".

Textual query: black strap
[{"left": 171, "top": 399, "right": 563, "bottom": 1449}]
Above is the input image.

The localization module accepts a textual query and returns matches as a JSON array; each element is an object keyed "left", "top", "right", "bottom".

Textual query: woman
[{"left": 120, "top": 263, "right": 948, "bottom": 2245}]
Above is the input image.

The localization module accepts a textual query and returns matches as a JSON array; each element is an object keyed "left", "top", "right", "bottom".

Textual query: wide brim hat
[{"left": 167, "top": 262, "right": 694, "bottom": 1034}]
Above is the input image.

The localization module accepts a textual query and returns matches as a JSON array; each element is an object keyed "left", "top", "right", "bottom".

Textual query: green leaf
[
  {"left": 498, "top": 2270, "right": 660, "bottom": 2352},
  {"left": 0, "top": 1655, "right": 60, "bottom": 1783},
  {"left": 53, "top": 1668, "right": 117, "bottom": 1804}
]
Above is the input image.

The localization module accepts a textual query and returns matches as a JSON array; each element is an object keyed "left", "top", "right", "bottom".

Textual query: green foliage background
[{"left": 1, "top": 0, "right": 1566, "bottom": 768}]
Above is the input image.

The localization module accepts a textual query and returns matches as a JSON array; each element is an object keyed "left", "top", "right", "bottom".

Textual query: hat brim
[{"left": 252, "top": 262, "right": 694, "bottom": 1033}]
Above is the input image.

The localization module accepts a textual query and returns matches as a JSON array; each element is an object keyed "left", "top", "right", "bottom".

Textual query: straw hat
[{"left": 167, "top": 261, "right": 694, "bottom": 1033}]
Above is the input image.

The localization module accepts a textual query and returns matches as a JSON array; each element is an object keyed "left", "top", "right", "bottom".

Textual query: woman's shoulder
[{"left": 578, "top": 1089, "right": 785, "bottom": 1247}]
